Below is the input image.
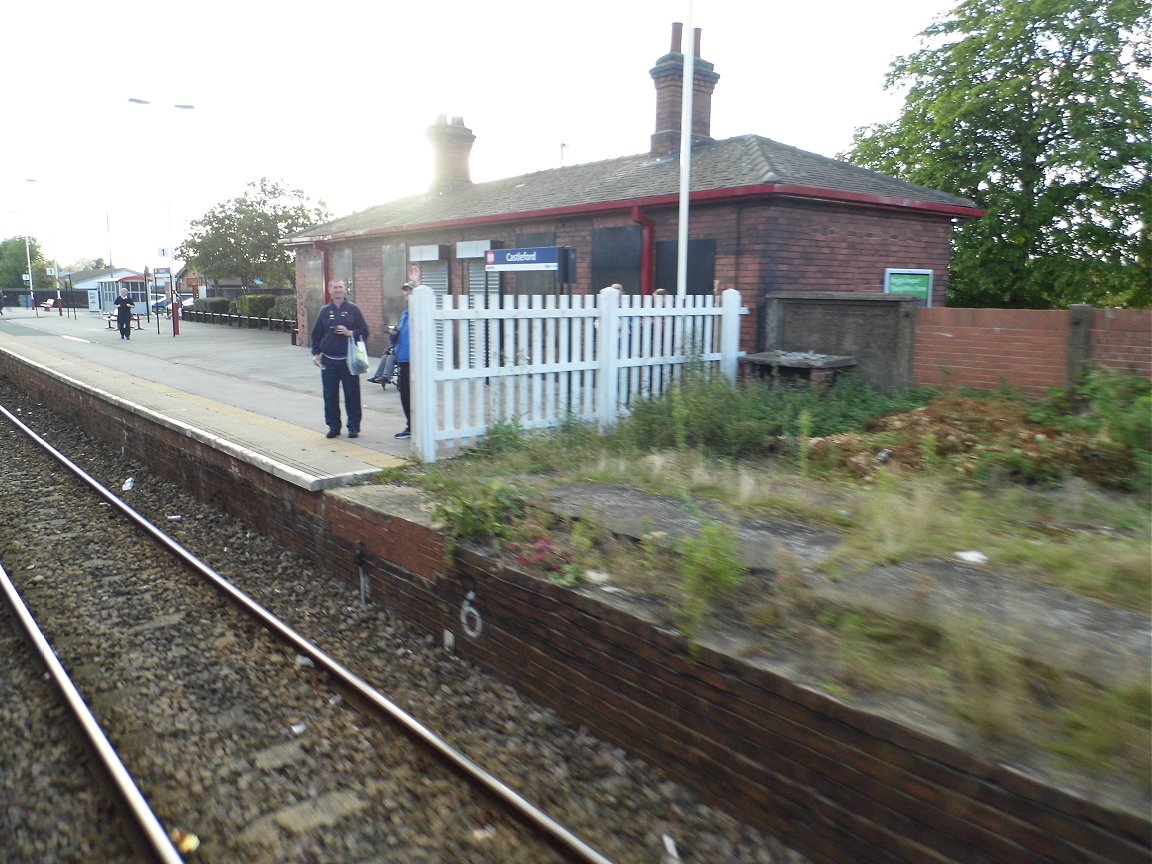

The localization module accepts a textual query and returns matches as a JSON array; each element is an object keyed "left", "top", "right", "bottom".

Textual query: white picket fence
[{"left": 408, "top": 285, "right": 746, "bottom": 462}]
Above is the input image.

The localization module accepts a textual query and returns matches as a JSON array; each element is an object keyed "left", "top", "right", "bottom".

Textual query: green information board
[{"left": 884, "top": 269, "right": 933, "bottom": 306}]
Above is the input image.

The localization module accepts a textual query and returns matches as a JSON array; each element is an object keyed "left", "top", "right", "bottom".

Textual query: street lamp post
[
  {"left": 128, "top": 98, "right": 195, "bottom": 336},
  {"left": 22, "top": 179, "right": 39, "bottom": 314},
  {"left": 25, "top": 234, "right": 35, "bottom": 315}
]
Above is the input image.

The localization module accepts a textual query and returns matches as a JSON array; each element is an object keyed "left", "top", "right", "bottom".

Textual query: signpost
[{"left": 155, "top": 267, "right": 178, "bottom": 335}]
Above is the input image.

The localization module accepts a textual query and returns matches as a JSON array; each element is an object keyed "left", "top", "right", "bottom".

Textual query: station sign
[{"left": 485, "top": 246, "right": 563, "bottom": 272}]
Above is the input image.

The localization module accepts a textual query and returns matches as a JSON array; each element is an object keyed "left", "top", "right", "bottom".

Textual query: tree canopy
[
  {"left": 177, "top": 178, "right": 329, "bottom": 293},
  {"left": 846, "top": 0, "right": 1151, "bottom": 308},
  {"left": 0, "top": 236, "right": 47, "bottom": 294},
  {"left": 63, "top": 257, "right": 107, "bottom": 273}
]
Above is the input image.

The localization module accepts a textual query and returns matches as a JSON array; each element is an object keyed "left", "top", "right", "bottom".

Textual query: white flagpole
[{"left": 676, "top": 1, "right": 694, "bottom": 297}]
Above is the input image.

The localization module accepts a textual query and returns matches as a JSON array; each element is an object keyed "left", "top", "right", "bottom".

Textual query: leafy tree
[
  {"left": 63, "top": 258, "right": 106, "bottom": 273},
  {"left": 846, "top": 0, "right": 1151, "bottom": 308},
  {"left": 177, "top": 178, "right": 329, "bottom": 292},
  {"left": 0, "top": 236, "right": 48, "bottom": 294}
]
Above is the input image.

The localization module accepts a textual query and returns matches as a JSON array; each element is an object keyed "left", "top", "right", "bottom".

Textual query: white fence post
[
  {"left": 410, "top": 285, "right": 437, "bottom": 462},
  {"left": 596, "top": 286, "right": 621, "bottom": 429},
  {"left": 720, "top": 287, "right": 742, "bottom": 383}
]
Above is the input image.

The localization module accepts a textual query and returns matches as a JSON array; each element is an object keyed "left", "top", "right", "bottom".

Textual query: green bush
[
  {"left": 273, "top": 295, "right": 297, "bottom": 320},
  {"left": 1032, "top": 367, "right": 1152, "bottom": 489},
  {"left": 1080, "top": 367, "right": 1152, "bottom": 454},
  {"left": 621, "top": 372, "right": 935, "bottom": 459},
  {"left": 233, "top": 294, "right": 279, "bottom": 316},
  {"left": 193, "top": 297, "right": 231, "bottom": 313}
]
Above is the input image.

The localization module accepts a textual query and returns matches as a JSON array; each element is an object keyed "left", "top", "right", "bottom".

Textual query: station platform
[{"left": 0, "top": 307, "right": 411, "bottom": 489}]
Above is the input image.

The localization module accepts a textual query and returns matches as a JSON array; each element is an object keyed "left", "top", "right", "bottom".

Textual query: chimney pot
[
  {"left": 426, "top": 116, "right": 476, "bottom": 193},
  {"left": 649, "top": 24, "right": 720, "bottom": 158}
]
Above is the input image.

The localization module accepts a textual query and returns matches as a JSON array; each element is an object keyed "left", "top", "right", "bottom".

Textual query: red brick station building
[{"left": 287, "top": 23, "right": 983, "bottom": 360}]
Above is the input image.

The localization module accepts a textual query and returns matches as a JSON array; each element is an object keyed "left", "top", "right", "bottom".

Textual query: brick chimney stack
[
  {"left": 649, "top": 23, "right": 719, "bottom": 159},
  {"left": 426, "top": 115, "right": 476, "bottom": 194}
]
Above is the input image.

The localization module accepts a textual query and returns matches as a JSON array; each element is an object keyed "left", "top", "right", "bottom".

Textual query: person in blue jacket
[
  {"left": 309, "top": 280, "right": 369, "bottom": 439},
  {"left": 392, "top": 282, "right": 414, "bottom": 440}
]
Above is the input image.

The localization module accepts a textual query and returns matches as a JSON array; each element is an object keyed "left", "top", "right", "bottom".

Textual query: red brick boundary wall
[
  {"left": 1089, "top": 308, "right": 1152, "bottom": 377},
  {"left": 2, "top": 349, "right": 1148, "bottom": 864},
  {"left": 915, "top": 306, "right": 1152, "bottom": 396}
]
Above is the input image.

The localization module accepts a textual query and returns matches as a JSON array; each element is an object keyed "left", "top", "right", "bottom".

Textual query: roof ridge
[{"left": 290, "top": 134, "right": 978, "bottom": 243}]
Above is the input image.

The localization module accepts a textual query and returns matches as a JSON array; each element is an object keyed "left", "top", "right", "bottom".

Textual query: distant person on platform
[
  {"left": 114, "top": 287, "right": 134, "bottom": 340},
  {"left": 0, "top": 292, "right": 5, "bottom": 315},
  {"left": 392, "top": 282, "right": 414, "bottom": 440},
  {"left": 310, "top": 280, "right": 369, "bottom": 439}
]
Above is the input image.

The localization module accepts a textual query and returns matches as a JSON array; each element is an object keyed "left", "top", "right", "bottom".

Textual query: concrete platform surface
[{"left": 0, "top": 307, "right": 410, "bottom": 488}]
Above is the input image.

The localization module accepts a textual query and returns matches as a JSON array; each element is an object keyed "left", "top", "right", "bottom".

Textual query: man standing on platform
[
  {"left": 114, "top": 287, "right": 134, "bottom": 340},
  {"left": 310, "top": 280, "right": 369, "bottom": 439}
]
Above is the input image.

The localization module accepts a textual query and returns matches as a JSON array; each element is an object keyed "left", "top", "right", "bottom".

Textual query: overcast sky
[{"left": 2, "top": 0, "right": 954, "bottom": 271}]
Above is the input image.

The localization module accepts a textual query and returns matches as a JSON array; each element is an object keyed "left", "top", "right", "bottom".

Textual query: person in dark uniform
[{"left": 113, "top": 287, "right": 134, "bottom": 340}]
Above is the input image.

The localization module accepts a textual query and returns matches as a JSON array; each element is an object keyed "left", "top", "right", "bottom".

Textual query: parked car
[{"left": 152, "top": 295, "right": 193, "bottom": 314}]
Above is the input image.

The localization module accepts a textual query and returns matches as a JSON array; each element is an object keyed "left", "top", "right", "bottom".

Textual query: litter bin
[{"left": 291, "top": 328, "right": 298, "bottom": 346}]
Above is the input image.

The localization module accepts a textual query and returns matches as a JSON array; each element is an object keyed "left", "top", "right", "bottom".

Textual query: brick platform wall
[{"left": 2, "top": 351, "right": 1147, "bottom": 864}]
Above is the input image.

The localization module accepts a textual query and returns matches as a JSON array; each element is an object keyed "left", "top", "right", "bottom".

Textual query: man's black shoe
[
  {"left": 326, "top": 429, "right": 340, "bottom": 439},
  {"left": 394, "top": 428, "right": 411, "bottom": 440},
  {"left": 348, "top": 431, "right": 359, "bottom": 439}
]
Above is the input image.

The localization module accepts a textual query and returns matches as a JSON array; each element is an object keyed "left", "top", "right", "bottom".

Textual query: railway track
[
  {"left": 0, "top": 401, "right": 611, "bottom": 863},
  {"left": 0, "top": 581, "right": 143, "bottom": 862},
  {"left": 0, "top": 378, "right": 807, "bottom": 864}
]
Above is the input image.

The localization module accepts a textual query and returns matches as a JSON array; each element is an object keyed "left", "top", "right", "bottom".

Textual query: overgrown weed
[{"left": 378, "top": 369, "right": 1150, "bottom": 785}]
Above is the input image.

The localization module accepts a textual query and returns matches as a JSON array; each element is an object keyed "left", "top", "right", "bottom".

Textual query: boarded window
[
  {"left": 592, "top": 226, "right": 642, "bottom": 294},
  {"left": 655, "top": 239, "right": 716, "bottom": 295}
]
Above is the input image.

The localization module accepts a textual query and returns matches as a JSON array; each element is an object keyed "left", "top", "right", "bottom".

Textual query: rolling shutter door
[
  {"left": 420, "top": 262, "right": 449, "bottom": 367},
  {"left": 467, "top": 262, "right": 501, "bottom": 369}
]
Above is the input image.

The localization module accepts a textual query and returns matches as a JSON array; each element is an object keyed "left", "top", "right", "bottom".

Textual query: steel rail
[
  {"left": 0, "top": 561, "right": 185, "bottom": 864},
  {"left": 0, "top": 401, "right": 617, "bottom": 864}
]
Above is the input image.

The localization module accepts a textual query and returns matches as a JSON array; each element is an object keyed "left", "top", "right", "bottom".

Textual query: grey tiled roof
[
  {"left": 64, "top": 267, "right": 123, "bottom": 280},
  {"left": 289, "top": 135, "right": 979, "bottom": 244}
]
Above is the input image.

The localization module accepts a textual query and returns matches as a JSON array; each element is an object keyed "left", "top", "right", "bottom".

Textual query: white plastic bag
[{"left": 348, "top": 335, "right": 369, "bottom": 375}]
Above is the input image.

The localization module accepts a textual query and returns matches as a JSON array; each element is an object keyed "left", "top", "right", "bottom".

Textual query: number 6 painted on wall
[{"left": 460, "top": 590, "right": 482, "bottom": 638}]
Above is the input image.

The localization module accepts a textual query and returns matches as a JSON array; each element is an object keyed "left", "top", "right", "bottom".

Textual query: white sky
[{"left": 1, "top": 0, "right": 954, "bottom": 272}]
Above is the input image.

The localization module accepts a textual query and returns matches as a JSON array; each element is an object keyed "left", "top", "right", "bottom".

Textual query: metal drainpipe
[{"left": 631, "top": 206, "right": 655, "bottom": 295}]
